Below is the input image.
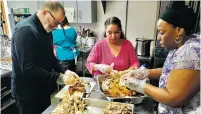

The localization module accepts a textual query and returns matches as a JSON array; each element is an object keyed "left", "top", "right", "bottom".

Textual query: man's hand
[{"left": 57, "top": 70, "right": 79, "bottom": 85}]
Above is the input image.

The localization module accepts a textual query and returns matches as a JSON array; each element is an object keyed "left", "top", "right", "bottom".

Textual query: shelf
[
  {"left": 13, "top": 14, "right": 31, "bottom": 17},
  {"left": 1, "top": 99, "right": 15, "bottom": 111}
]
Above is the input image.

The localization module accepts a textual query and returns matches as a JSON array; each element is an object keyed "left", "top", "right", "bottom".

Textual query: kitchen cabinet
[
  {"left": 7, "top": 1, "right": 38, "bottom": 14},
  {"left": 62, "top": 1, "right": 77, "bottom": 23},
  {"left": 7, "top": 1, "right": 97, "bottom": 23},
  {"left": 63, "top": 1, "right": 97, "bottom": 23}
]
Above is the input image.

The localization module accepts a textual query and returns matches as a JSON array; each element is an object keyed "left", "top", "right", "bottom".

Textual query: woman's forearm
[
  {"left": 144, "top": 84, "right": 180, "bottom": 107},
  {"left": 148, "top": 68, "right": 162, "bottom": 79}
]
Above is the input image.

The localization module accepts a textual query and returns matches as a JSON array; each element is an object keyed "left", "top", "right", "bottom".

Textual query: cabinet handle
[{"left": 79, "top": 10, "right": 81, "bottom": 19}]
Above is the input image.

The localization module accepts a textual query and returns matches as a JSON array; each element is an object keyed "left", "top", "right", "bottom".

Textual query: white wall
[
  {"left": 126, "top": 1, "right": 159, "bottom": 44},
  {"left": 72, "top": 1, "right": 159, "bottom": 56},
  {"left": 126, "top": 1, "right": 160, "bottom": 56},
  {"left": 5, "top": 1, "right": 160, "bottom": 55},
  {"left": 71, "top": 1, "right": 127, "bottom": 40}
]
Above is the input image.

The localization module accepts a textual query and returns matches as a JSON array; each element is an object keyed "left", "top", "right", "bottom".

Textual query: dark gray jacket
[{"left": 11, "top": 13, "right": 64, "bottom": 101}]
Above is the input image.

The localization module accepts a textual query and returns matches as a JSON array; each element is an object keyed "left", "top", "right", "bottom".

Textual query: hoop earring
[{"left": 175, "top": 36, "right": 182, "bottom": 43}]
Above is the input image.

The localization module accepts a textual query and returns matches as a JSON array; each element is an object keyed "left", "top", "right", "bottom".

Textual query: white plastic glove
[
  {"left": 94, "top": 63, "right": 114, "bottom": 74},
  {"left": 57, "top": 70, "right": 79, "bottom": 85},
  {"left": 127, "top": 66, "right": 149, "bottom": 80},
  {"left": 120, "top": 76, "right": 148, "bottom": 94}
]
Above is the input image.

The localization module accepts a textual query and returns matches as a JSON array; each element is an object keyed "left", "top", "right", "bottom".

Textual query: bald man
[{"left": 11, "top": 1, "right": 67, "bottom": 114}]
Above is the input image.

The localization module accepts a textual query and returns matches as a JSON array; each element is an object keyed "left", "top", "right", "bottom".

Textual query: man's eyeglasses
[{"left": 47, "top": 11, "right": 61, "bottom": 25}]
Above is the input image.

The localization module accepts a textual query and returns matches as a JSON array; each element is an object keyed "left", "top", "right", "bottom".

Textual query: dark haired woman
[
  {"left": 121, "top": 1, "right": 200, "bottom": 113},
  {"left": 86, "top": 16, "right": 140, "bottom": 77},
  {"left": 52, "top": 16, "right": 79, "bottom": 72}
]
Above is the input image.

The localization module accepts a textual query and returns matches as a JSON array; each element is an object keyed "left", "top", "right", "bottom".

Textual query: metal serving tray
[
  {"left": 97, "top": 75, "right": 147, "bottom": 104},
  {"left": 84, "top": 98, "right": 134, "bottom": 114},
  {"left": 55, "top": 77, "right": 96, "bottom": 99},
  {"left": 52, "top": 98, "right": 134, "bottom": 114}
]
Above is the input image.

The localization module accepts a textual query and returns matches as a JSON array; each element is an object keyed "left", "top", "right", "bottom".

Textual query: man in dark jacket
[{"left": 11, "top": 1, "right": 77, "bottom": 114}]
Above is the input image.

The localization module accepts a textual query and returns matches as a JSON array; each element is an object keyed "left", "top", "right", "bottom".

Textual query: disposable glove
[
  {"left": 94, "top": 63, "right": 114, "bottom": 74},
  {"left": 57, "top": 70, "right": 79, "bottom": 85},
  {"left": 127, "top": 66, "right": 149, "bottom": 79},
  {"left": 120, "top": 76, "right": 149, "bottom": 94}
]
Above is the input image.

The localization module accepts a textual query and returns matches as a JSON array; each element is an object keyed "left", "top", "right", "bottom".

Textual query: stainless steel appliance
[{"left": 136, "top": 38, "right": 153, "bottom": 56}]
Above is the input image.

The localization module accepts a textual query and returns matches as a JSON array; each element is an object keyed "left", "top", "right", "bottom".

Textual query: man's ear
[{"left": 41, "top": 9, "right": 47, "bottom": 16}]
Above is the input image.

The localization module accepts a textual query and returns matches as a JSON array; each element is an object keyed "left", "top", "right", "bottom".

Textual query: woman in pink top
[{"left": 86, "top": 17, "right": 140, "bottom": 77}]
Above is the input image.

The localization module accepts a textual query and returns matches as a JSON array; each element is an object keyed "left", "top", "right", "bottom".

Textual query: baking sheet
[
  {"left": 87, "top": 106, "right": 103, "bottom": 114},
  {"left": 84, "top": 98, "right": 134, "bottom": 114},
  {"left": 55, "top": 81, "right": 96, "bottom": 99},
  {"left": 85, "top": 98, "right": 135, "bottom": 114},
  {"left": 52, "top": 98, "right": 134, "bottom": 114}
]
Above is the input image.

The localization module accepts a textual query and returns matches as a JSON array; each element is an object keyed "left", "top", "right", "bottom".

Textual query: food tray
[
  {"left": 52, "top": 98, "right": 134, "bottom": 114},
  {"left": 84, "top": 98, "right": 134, "bottom": 114},
  {"left": 55, "top": 78, "right": 96, "bottom": 99},
  {"left": 97, "top": 75, "right": 147, "bottom": 104}
]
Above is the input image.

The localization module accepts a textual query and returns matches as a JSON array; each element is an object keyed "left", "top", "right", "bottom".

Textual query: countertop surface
[{"left": 42, "top": 80, "right": 154, "bottom": 114}]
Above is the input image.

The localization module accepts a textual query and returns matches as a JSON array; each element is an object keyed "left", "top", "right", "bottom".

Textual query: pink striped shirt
[{"left": 86, "top": 39, "right": 140, "bottom": 77}]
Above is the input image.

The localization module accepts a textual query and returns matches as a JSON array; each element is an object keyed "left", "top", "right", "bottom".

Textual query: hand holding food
[
  {"left": 120, "top": 75, "right": 148, "bottom": 94},
  {"left": 57, "top": 70, "right": 80, "bottom": 85},
  {"left": 102, "top": 73, "right": 136, "bottom": 97},
  {"left": 127, "top": 68, "right": 149, "bottom": 80},
  {"left": 64, "top": 70, "right": 80, "bottom": 84},
  {"left": 94, "top": 63, "right": 114, "bottom": 74}
]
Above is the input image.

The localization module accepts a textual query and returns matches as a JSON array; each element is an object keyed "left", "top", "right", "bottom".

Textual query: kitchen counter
[{"left": 42, "top": 83, "right": 154, "bottom": 114}]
